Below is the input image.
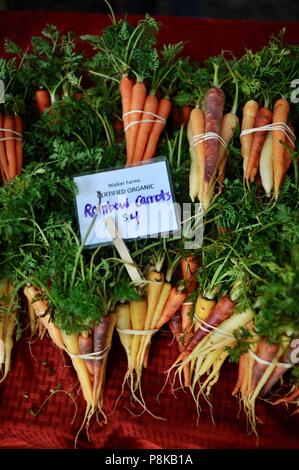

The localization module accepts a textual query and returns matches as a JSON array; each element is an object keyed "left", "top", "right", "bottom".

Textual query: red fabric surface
[{"left": 0, "top": 11, "right": 299, "bottom": 449}]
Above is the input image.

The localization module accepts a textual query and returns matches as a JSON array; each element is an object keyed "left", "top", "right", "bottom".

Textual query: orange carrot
[
  {"left": 4, "top": 115, "right": 16, "bottom": 180},
  {"left": 178, "top": 295, "right": 235, "bottom": 362},
  {"left": 14, "top": 115, "right": 23, "bottom": 176},
  {"left": 35, "top": 89, "right": 51, "bottom": 114},
  {"left": 181, "top": 255, "right": 199, "bottom": 293},
  {"left": 132, "top": 94, "right": 158, "bottom": 163},
  {"left": 142, "top": 98, "right": 172, "bottom": 161},
  {"left": 273, "top": 387, "right": 299, "bottom": 405},
  {"left": 0, "top": 113, "right": 9, "bottom": 183},
  {"left": 203, "top": 87, "right": 225, "bottom": 183},
  {"left": 232, "top": 353, "right": 247, "bottom": 396},
  {"left": 120, "top": 75, "right": 134, "bottom": 157},
  {"left": 181, "top": 105, "right": 192, "bottom": 125},
  {"left": 272, "top": 98, "right": 290, "bottom": 199},
  {"left": 246, "top": 107, "right": 272, "bottom": 183},
  {"left": 240, "top": 100, "right": 259, "bottom": 179},
  {"left": 126, "top": 81, "right": 147, "bottom": 165},
  {"left": 155, "top": 287, "right": 188, "bottom": 329}
]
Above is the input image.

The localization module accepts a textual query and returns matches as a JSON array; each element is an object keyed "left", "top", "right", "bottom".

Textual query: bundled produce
[
  {"left": 0, "top": 279, "right": 18, "bottom": 383},
  {"left": 0, "top": 10, "right": 298, "bottom": 443},
  {"left": 82, "top": 14, "right": 183, "bottom": 165}
]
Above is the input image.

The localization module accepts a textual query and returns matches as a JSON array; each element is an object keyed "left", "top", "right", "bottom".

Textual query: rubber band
[
  {"left": 117, "top": 327, "right": 159, "bottom": 335},
  {"left": 249, "top": 349, "right": 292, "bottom": 369},
  {"left": 34, "top": 309, "right": 48, "bottom": 318},
  {"left": 190, "top": 132, "right": 228, "bottom": 151},
  {"left": 0, "top": 137, "right": 22, "bottom": 142},
  {"left": 124, "top": 119, "right": 165, "bottom": 133},
  {"left": 0, "top": 128, "right": 22, "bottom": 137},
  {"left": 0, "top": 339, "right": 4, "bottom": 364},
  {"left": 122, "top": 110, "right": 166, "bottom": 133},
  {"left": 68, "top": 344, "right": 111, "bottom": 361},
  {"left": 123, "top": 110, "right": 166, "bottom": 121},
  {"left": 240, "top": 122, "right": 295, "bottom": 146},
  {"left": 194, "top": 316, "right": 234, "bottom": 339}
]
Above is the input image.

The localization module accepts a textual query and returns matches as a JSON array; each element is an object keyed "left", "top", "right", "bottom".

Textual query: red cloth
[{"left": 0, "top": 11, "right": 299, "bottom": 449}]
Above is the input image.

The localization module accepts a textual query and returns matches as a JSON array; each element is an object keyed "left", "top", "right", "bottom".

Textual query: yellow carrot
[
  {"left": 116, "top": 303, "right": 132, "bottom": 369},
  {"left": 130, "top": 298, "right": 147, "bottom": 369},
  {"left": 189, "top": 107, "right": 205, "bottom": 201},
  {"left": 272, "top": 98, "right": 290, "bottom": 199}
]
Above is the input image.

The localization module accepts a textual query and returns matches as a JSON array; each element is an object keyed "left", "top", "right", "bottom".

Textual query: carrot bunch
[
  {"left": 0, "top": 279, "right": 18, "bottom": 384},
  {"left": 188, "top": 82, "right": 239, "bottom": 211},
  {"left": 120, "top": 75, "right": 172, "bottom": 166},
  {"left": 115, "top": 256, "right": 194, "bottom": 413},
  {"left": 23, "top": 285, "right": 116, "bottom": 443},
  {"left": 232, "top": 335, "right": 294, "bottom": 435},
  {"left": 160, "top": 280, "right": 256, "bottom": 413},
  {"left": 241, "top": 97, "right": 295, "bottom": 198},
  {"left": 0, "top": 112, "right": 23, "bottom": 184}
]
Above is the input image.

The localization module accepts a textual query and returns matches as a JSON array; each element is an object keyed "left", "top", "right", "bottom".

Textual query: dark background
[{"left": 1, "top": 0, "right": 299, "bottom": 20}]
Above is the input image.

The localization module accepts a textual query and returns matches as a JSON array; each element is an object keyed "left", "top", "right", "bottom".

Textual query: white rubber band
[
  {"left": 0, "top": 339, "right": 4, "bottom": 364},
  {"left": 249, "top": 349, "right": 292, "bottom": 369},
  {"left": 0, "top": 137, "right": 22, "bottom": 142},
  {"left": 117, "top": 327, "right": 159, "bottom": 335},
  {"left": 195, "top": 316, "right": 234, "bottom": 339},
  {"left": 0, "top": 128, "right": 22, "bottom": 137},
  {"left": 122, "top": 110, "right": 166, "bottom": 133},
  {"left": 190, "top": 132, "right": 228, "bottom": 151},
  {"left": 68, "top": 344, "right": 111, "bottom": 361},
  {"left": 34, "top": 309, "right": 48, "bottom": 318},
  {"left": 124, "top": 119, "right": 165, "bottom": 133},
  {"left": 240, "top": 122, "right": 295, "bottom": 146},
  {"left": 123, "top": 110, "right": 166, "bottom": 120}
]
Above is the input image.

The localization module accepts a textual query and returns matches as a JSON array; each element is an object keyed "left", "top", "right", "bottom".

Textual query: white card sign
[{"left": 74, "top": 158, "right": 179, "bottom": 248}]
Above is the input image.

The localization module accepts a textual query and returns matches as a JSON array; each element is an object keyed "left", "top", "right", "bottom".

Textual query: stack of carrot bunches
[
  {"left": 0, "top": 113, "right": 23, "bottom": 183},
  {"left": 23, "top": 285, "right": 116, "bottom": 442},
  {"left": 120, "top": 75, "right": 172, "bottom": 166},
  {"left": 241, "top": 97, "right": 295, "bottom": 199}
]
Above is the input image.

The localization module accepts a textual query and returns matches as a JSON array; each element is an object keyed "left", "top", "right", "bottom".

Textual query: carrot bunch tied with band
[
  {"left": 240, "top": 96, "right": 296, "bottom": 198},
  {"left": 0, "top": 113, "right": 23, "bottom": 183},
  {"left": 187, "top": 56, "right": 240, "bottom": 211},
  {"left": 0, "top": 279, "right": 18, "bottom": 384},
  {"left": 82, "top": 14, "right": 183, "bottom": 164}
]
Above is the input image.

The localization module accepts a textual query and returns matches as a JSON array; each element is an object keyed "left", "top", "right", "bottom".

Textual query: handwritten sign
[{"left": 74, "top": 158, "right": 179, "bottom": 248}]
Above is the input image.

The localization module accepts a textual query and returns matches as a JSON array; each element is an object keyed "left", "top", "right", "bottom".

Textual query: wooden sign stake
[{"left": 105, "top": 217, "right": 143, "bottom": 283}]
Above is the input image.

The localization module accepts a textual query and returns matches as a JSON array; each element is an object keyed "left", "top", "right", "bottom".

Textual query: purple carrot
[
  {"left": 204, "top": 87, "right": 225, "bottom": 182},
  {"left": 178, "top": 295, "right": 235, "bottom": 361},
  {"left": 249, "top": 338, "right": 279, "bottom": 394},
  {"left": 259, "top": 345, "right": 293, "bottom": 397},
  {"left": 169, "top": 310, "right": 183, "bottom": 350}
]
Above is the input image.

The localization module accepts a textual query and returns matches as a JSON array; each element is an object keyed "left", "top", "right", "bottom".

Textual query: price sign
[{"left": 74, "top": 158, "right": 179, "bottom": 248}]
